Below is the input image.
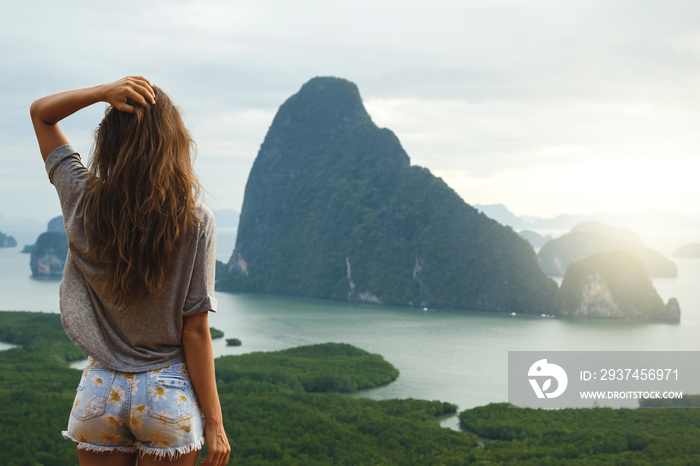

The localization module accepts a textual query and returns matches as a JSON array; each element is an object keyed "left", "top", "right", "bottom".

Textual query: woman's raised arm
[{"left": 30, "top": 76, "right": 156, "bottom": 160}]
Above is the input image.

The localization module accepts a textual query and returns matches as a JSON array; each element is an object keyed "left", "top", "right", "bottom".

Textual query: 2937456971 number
[{"left": 600, "top": 368, "right": 678, "bottom": 381}]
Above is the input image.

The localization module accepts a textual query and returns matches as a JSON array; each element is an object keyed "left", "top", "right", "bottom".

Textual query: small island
[
  {"left": 30, "top": 232, "right": 68, "bottom": 277},
  {"left": 552, "top": 250, "right": 680, "bottom": 321},
  {"left": 26, "top": 216, "right": 68, "bottom": 277},
  {"left": 0, "top": 230, "right": 16, "bottom": 248}
]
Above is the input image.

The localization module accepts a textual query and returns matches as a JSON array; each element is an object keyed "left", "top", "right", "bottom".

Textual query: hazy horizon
[{"left": 2, "top": 203, "right": 698, "bottom": 231}]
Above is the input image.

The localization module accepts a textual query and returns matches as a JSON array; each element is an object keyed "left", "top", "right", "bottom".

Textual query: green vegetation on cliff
[{"left": 219, "top": 77, "right": 556, "bottom": 313}]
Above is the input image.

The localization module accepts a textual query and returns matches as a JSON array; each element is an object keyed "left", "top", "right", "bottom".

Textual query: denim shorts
[{"left": 63, "top": 357, "right": 205, "bottom": 459}]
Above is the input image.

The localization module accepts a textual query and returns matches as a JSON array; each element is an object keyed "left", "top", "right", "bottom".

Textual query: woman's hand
[
  {"left": 201, "top": 419, "right": 231, "bottom": 466},
  {"left": 101, "top": 76, "right": 156, "bottom": 113},
  {"left": 30, "top": 76, "right": 157, "bottom": 159}
]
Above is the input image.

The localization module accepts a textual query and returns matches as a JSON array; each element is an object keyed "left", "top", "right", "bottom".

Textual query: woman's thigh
[
  {"left": 138, "top": 450, "right": 199, "bottom": 466},
  {"left": 77, "top": 449, "right": 137, "bottom": 466}
]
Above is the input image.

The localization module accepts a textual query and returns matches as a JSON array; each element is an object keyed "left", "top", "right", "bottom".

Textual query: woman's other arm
[
  {"left": 30, "top": 76, "right": 155, "bottom": 160},
  {"left": 182, "top": 311, "right": 231, "bottom": 466}
]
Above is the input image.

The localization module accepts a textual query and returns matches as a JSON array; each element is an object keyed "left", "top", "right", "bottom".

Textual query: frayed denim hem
[
  {"left": 63, "top": 431, "right": 136, "bottom": 454},
  {"left": 63, "top": 430, "right": 204, "bottom": 459},
  {"left": 136, "top": 436, "right": 205, "bottom": 460}
]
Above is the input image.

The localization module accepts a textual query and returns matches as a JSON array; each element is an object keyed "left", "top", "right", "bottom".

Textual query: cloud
[{"left": 3, "top": 0, "right": 700, "bottom": 221}]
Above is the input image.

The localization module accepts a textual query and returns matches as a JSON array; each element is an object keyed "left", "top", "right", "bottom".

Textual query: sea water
[{"left": 1, "top": 229, "right": 699, "bottom": 428}]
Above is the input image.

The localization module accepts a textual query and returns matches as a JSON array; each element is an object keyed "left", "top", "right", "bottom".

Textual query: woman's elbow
[
  {"left": 182, "top": 313, "right": 211, "bottom": 344},
  {"left": 29, "top": 99, "right": 41, "bottom": 121},
  {"left": 30, "top": 98, "right": 50, "bottom": 125}
]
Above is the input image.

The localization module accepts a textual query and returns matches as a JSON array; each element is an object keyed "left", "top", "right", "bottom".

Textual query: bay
[{"left": 1, "top": 229, "right": 699, "bottom": 429}]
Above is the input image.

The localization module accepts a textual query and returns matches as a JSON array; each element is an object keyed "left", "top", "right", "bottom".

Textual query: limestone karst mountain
[{"left": 219, "top": 77, "right": 557, "bottom": 312}]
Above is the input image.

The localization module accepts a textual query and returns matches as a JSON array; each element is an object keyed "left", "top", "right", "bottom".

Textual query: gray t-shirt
[{"left": 46, "top": 144, "right": 217, "bottom": 372}]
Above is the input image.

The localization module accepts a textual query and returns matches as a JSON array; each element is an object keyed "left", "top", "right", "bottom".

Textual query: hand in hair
[
  {"left": 103, "top": 76, "right": 156, "bottom": 113},
  {"left": 30, "top": 75, "right": 157, "bottom": 160}
]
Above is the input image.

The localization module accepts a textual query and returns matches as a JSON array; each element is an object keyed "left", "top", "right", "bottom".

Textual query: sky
[{"left": 2, "top": 0, "right": 700, "bottom": 225}]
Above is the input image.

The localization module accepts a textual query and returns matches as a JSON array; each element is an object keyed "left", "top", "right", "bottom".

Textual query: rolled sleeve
[
  {"left": 45, "top": 144, "right": 82, "bottom": 183},
  {"left": 44, "top": 144, "right": 90, "bottom": 244},
  {"left": 182, "top": 205, "right": 218, "bottom": 316}
]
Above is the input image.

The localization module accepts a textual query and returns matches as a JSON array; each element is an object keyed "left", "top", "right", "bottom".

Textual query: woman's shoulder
[{"left": 195, "top": 204, "right": 216, "bottom": 230}]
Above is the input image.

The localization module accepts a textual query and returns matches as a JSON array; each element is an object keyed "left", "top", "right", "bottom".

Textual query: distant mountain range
[
  {"left": 474, "top": 204, "right": 700, "bottom": 232},
  {"left": 537, "top": 221, "right": 678, "bottom": 278}
]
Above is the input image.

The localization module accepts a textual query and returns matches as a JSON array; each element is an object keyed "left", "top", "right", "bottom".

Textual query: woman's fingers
[
  {"left": 105, "top": 76, "right": 155, "bottom": 112},
  {"left": 127, "top": 85, "right": 152, "bottom": 107},
  {"left": 129, "top": 77, "right": 156, "bottom": 104},
  {"left": 122, "top": 78, "right": 155, "bottom": 108},
  {"left": 201, "top": 452, "right": 227, "bottom": 466},
  {"left": 112, "top": 101, "right": 137, "bottom": 113},
  {"left": 200, "top": 441, "right": 231, "bottom": 465},
  {"left": 201, "top": 421, "right": 231, "bottom": 465},
  {"left": 132, "top": 75, "right": 153, "bottom": 90},
  {"left": 204, "top": 447, "right": 231, "bottom": 465}
]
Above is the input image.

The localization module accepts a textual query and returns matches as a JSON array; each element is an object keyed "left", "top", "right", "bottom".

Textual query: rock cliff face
[
  {"left": 29, "top": 216, "right": 67, "bottom": 277},
  {"left": 30, "top": 231, "right": 68, "bottom": 277},
  {"left": 538, "top": 222, "right": 677, "bottom": 277},
  {"left": 552, "top": 250, "right": 679, "bottom": 321},
  {"left": 219, "top": 77, "right": 557, "bottom": 312}
]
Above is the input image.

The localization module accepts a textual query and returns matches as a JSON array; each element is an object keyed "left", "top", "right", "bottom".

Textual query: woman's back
[
  {"left": 31, "top": 76, "right": 230, "bottom": 465},
  {"left": 44, "top": 85, "right": 217, "bottom": 372},
  {"left": 49, "top": 145, "right": 217, "bottom": 370}
]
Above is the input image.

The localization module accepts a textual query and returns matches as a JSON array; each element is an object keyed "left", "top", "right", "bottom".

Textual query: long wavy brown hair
[{"left": 85, "top": 86, "right": 201, "bottom": 308}]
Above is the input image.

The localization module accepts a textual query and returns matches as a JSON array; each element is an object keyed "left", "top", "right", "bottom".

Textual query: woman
[{"left": 30, "top": 77, "right": 231, "bottom": 466}]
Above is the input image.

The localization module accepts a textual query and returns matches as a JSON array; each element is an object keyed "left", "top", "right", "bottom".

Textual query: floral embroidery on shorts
[{"left": 63, "top": 358, "right": 204, "bottom": 457}]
